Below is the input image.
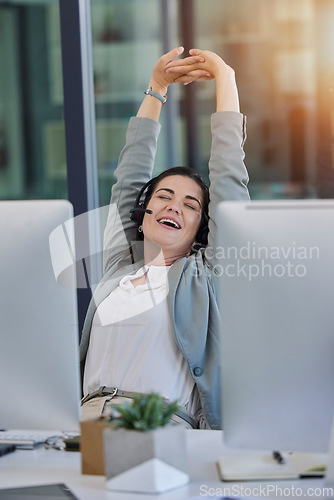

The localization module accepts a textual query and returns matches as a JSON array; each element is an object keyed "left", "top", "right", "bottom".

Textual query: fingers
[
  {"left": 191, "top": 74, "right": 215, "bottom": 82},
  {"left": 165, "top": 55, "right": 204, "bottom": 71},
  {"left": 159, "top": 47, "right": 217, "bottom": 87},
  {"left": 189, "top": 48, "right": 201, "bottom": 56},
  {"left": 175, "top": 69, "right": 211, "bottom": 79},
  {"left": 150, "top": 47, "right": 186, "bottom": 92},
  {"left": 177, "top": 76, "right": 214, "bottom": 85},
  {"left": 160, "top": 46, "right": 184, "bottom": 65},
  {"left": 166, "top": 62, "right": 208, "bottom": 76},
  {"left": 174, "top": 70, "right": 214, "bottom": 85}
]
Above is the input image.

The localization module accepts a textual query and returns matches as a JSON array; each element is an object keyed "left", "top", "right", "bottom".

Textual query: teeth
[{"left": 158, "top": 218, "right": 180, "bottom": 229}]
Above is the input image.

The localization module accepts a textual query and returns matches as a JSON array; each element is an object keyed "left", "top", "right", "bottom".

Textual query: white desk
[{"left": 0, "top": 431, "right": 333, "bottom": 499}]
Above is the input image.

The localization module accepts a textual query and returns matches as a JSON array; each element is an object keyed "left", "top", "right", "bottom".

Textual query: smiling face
[{"left": 141, "top": 175, "right": 203, "bottom": 260}]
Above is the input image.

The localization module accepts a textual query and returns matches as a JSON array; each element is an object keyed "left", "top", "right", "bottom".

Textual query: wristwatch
[{"left": 144, "top": 87, "right": 167, "bottom": 105}]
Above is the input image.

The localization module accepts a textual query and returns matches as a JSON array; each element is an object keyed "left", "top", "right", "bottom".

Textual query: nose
[{"left": 166, "top": 204, "right": 181, "bottom": 215}]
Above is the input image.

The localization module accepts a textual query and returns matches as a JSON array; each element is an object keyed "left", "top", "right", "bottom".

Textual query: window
[{"left": 0, "top": 0, "right": 66, "bottom": 200}]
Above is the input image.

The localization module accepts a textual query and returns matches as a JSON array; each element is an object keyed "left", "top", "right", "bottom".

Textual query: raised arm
[
  {"left": 166, "top": 49, "right": 250, "bottom": 257},
  {"left": 103, "top": 47, "right": 212, "bottom": 273},
  {"left": 103, "top": 115, "right": 161, "bottom": 273}
]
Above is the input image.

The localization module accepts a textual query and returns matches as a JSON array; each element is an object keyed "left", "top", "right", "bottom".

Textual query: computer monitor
[
  {"left": 216, "top": 199, "right": 334, "bottom": 453},
  {"left": 0, "top": 200, "right": 81, "bottom": 432}
]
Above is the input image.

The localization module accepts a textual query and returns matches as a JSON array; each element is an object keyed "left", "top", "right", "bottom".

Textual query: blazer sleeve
[
  {"left": 207, "top": 111, "right": 250, "bottom": 255},
  {"left": 103, "top": 116, "right": 161, "bottom": 274}
]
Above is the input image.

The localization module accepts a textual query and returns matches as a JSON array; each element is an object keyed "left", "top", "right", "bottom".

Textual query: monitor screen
[
  {"left": 216, "top": 200, "right": 334, "bottom": 452},
  {"left": 0, "top": 200, "right": 81, "bottom": 432}
]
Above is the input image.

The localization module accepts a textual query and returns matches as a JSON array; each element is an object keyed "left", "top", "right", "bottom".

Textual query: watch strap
[{"left": 144, "top": 87, "right": 167, "bottom": 105}]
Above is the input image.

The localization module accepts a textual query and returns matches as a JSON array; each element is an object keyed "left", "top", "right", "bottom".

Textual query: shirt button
[{"left": 193, "top": 367, "right": 203, "bottom": 377}]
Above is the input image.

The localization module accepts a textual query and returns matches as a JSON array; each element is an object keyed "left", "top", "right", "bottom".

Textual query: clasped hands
[{"left": 149, "top": 46, "right": 232, "bottom": 96}]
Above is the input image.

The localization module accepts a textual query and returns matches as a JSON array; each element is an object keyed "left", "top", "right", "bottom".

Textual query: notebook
[{"left": 217, "top": 452, "right": 327, "bottom": 481}]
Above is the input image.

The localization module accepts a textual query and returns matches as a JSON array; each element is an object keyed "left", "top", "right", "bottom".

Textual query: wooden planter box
[{"left": 80, "top": 419, "right": 107, "bottom": 475}]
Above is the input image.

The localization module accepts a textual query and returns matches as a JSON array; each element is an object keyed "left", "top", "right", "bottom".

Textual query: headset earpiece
[
  {"left": 195, "top": 220, "right": 209, "bottom": 247},
  {"left": 129, "top": 179, "right": 154, "bottom": 224}
]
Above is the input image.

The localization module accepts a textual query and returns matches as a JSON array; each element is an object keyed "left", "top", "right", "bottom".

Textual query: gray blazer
[{"left": 80, "top": 111, "right": 250, "bottom": 429}]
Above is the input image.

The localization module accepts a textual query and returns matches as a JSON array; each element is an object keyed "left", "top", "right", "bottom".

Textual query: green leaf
[{"left": 106, "top": 392, "right": 180, "bottom": 431}]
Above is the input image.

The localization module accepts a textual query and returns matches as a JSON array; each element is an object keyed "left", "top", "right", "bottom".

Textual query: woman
[{"left": 80, "top": 47, "right": 250, "bottom": 429}]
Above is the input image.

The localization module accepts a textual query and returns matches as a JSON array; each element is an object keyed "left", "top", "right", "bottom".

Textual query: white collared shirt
[{"left": 83, "top": 265, "right": 195, "bottom": 406}]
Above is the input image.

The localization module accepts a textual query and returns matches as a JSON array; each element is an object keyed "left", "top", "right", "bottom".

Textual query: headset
[
  {"left": 129, "top": 179, "right": 154, "bottom": 225},
  {"left": 129, "top": 177, "right": 209, "bottom": 247}
]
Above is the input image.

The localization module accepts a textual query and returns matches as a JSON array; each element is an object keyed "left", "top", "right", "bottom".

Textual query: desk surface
[{"left": 0, "top": 431, "right": 333, "bottom": 500}]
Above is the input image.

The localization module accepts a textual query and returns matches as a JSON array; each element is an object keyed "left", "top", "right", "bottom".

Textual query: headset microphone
[
  {"left": 129, "top": 207, "right": 152, "bottom": 221},
  {"left": 130, "top": 206, "right": 153, "bottom": 220}
]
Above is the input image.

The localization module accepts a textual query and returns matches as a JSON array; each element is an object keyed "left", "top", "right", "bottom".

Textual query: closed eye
[
  {"left": 155, "top": 188, "right": 201, "bottom": 213},
  {"left": 185, "top": 203, "right": 197, "bottom": 211}
]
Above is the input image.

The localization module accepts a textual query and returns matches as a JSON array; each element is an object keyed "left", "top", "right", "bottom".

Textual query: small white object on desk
[{"left": 106, "top": 458, "right": 189, "bottom": 494}]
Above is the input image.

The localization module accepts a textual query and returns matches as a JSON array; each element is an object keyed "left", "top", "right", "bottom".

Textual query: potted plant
[{"left": 102, "top": 392, "right": 190, "bottom": 494}]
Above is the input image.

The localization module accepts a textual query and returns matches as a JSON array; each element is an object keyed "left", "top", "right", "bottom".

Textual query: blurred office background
[
  {"left": 1, "top": 0, "right": 334, "bottom": 205},
  {"left": 1, "top": 0, "right": 333, "bottom": 324}
]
